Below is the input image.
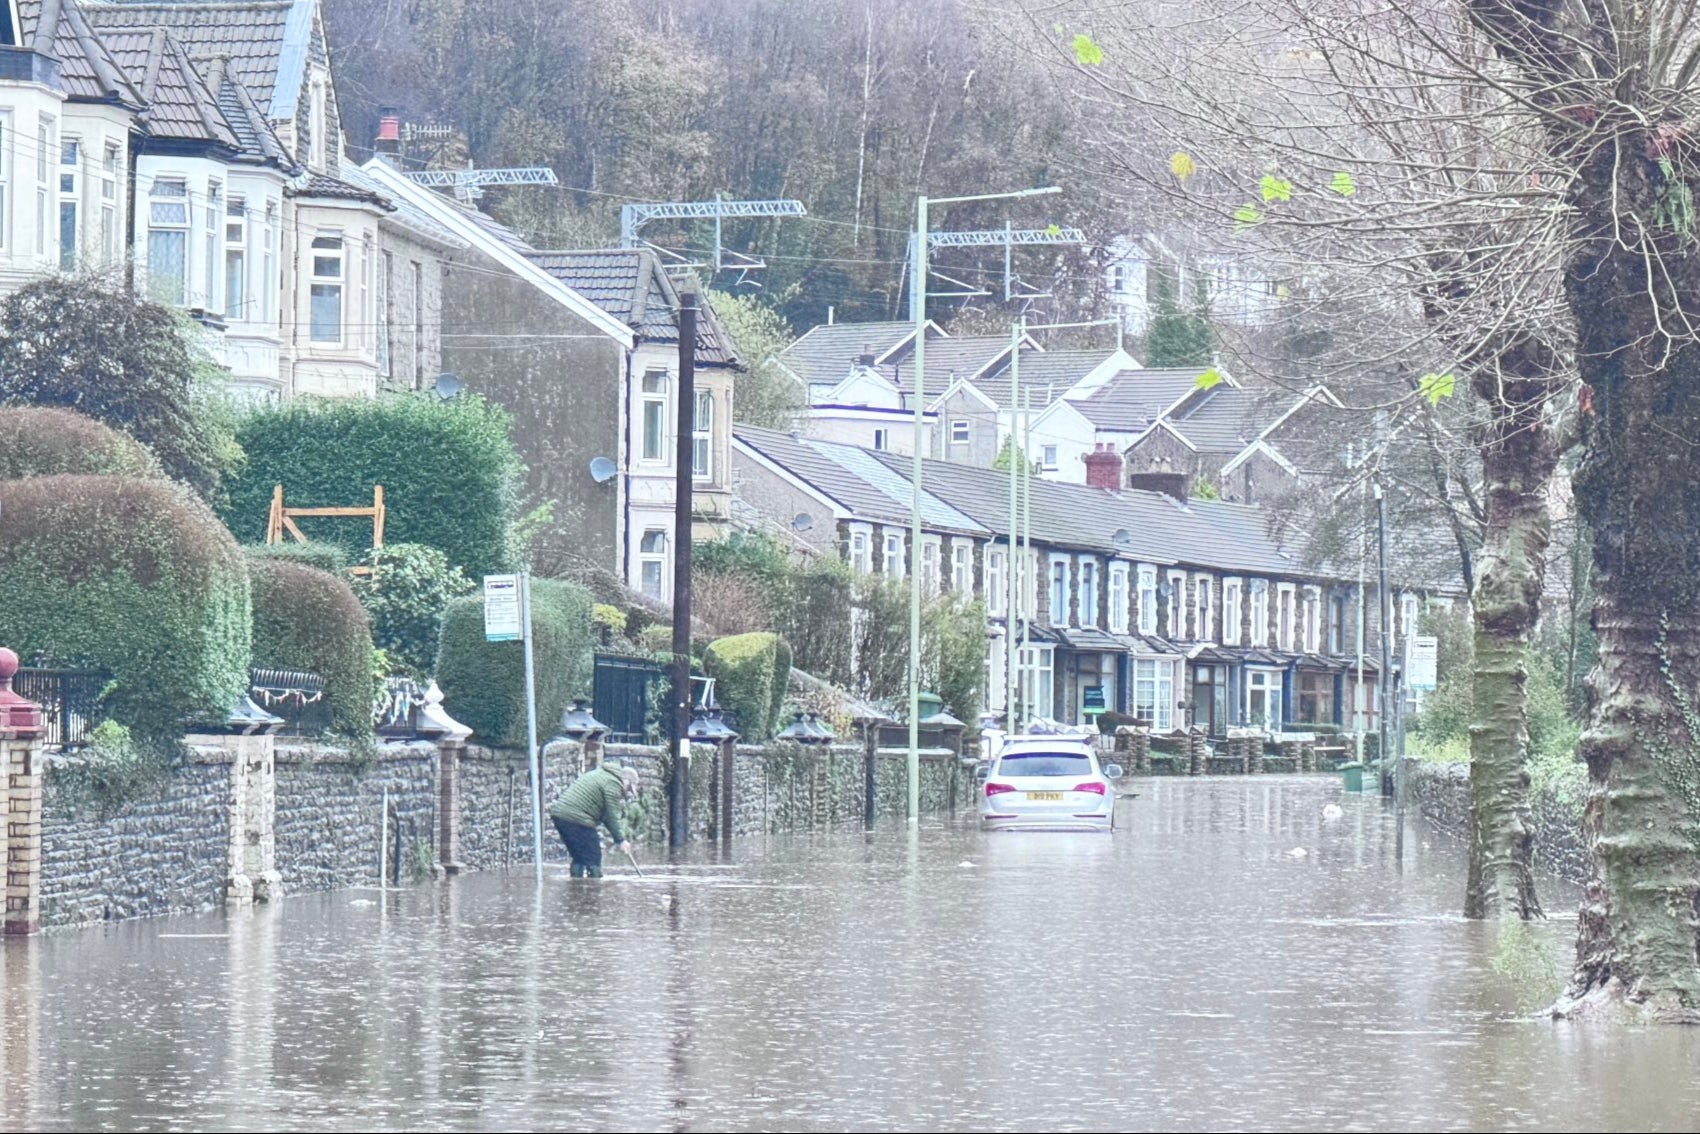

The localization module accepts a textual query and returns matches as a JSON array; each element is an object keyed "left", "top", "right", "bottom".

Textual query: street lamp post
[{"left": 907, "top": 185, "right": 1060, "bottom": 822}]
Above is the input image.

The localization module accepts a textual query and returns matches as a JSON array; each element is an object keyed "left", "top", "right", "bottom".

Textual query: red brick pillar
[
  {"left": 420, "top": 680, "right": 471, "bottom": 875},
  {"left": 0, "top": 648, "right": 46, "bottom": 936}
]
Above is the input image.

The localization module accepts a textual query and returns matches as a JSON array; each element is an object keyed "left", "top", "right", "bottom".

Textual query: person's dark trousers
[{"left": 552, "top": 817, "right": 604, "bottom": 878}]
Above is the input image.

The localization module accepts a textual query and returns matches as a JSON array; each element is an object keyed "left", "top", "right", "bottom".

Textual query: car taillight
[
  {"left": 985, "top": 781, "right": 1016, "bottom": 796},
  {"left": 1073, "top": 781, "right": 1107, "bottom": 795}
]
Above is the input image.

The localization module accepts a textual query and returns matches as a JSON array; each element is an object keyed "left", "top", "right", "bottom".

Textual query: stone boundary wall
[
  {"left": 35, "top": 733, "right": 966, "bottom": 927},
  {"left": 1407, "top": 759, "right": 1588, "bottom": 885}
]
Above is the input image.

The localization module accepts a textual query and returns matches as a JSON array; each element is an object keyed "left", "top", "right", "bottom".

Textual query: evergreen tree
[{"left": 1143, "top": 272, "right": 1214, "bottom": 368}]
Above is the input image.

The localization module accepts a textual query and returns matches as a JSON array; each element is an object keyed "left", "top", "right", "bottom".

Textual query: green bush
[
  {"left": 0, "top": 475, "right": 250, "bottom": 741},
  {"left": 223, "top": 393, "right": 523, "bottom": 577},
  {"left": 924, "top": 597, "right": 986, "bottom": 724},
  {"left": 249, "top": 540, "right": 350, "bottom": 575},
  {"left": 247, "top": 554, "right": 375, "bottom": 737},
  {"left": 0, "top": 275, "right": 232, "bottom": 500},
  {"left": 350, "top": 543, "right": 474, "bottom": 676},
  {"left": 435, "top": 577, "right": 594, "bottom": 745},
  {"left": 704, "top": 632, "right": 793, "bottom": 740},
  {"left": 0, "top": 406, "right": 163, "bottom": 480},
  {"left": 46, "top": 721, "right": 169, "bottom": 820}
]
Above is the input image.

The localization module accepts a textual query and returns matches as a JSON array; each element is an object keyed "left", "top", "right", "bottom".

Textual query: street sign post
[
  {"left": 485, "top": 572, "right": 543, "bottom": 881},
  {"left": 1407, "top": 635, "right": 1439, "bottom": 691}
]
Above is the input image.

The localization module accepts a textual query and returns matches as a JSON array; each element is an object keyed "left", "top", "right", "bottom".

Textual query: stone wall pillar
[
  {"left": 1280, "top": 738, "right": 1301, "bottom": 770},
  {"left": 1248, "top": 734, "right": 1264, "bottom": 775},
  {"left": 1300, "top": 741, "right": 1316, "bottom": 774},
  {"left": 418, "top": 680, "right": 472, "bottom": 876},
  {"left": 1133, "top": 728, "right": 1151, "bottom": 774},
  {"left": 189, "top": 708, "right": 281, "bottom": 907},
  {"left": 1188, "top": 728, "right": 1207, "bottom": 776},
  {"left": 1, "top": 648, "right": 46, "bottom": 935}
]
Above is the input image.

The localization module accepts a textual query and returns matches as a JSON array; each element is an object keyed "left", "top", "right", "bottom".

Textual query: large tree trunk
[
  {"left": 1554, "top": 165, "right": 1700, "bottom": 1022},
  {"left": 1464, "top": 355, "right": 1557, "bottom": 919}
]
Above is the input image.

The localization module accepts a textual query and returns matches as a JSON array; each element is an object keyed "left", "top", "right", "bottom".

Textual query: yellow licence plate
[{"left": 1027, "top": 791, "right": 1064, "bottom": 802}]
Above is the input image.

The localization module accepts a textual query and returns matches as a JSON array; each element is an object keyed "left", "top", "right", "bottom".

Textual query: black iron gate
[{"left": 592, "top": 653, "right": 664, "bottom": 744}]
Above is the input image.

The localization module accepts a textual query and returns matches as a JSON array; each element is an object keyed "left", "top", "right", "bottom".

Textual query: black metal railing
[
  {"left": 593, "top": 652, "right": 664, "bottom": 744},
  {"left": 13, "top": 667, "right": 108, "bottom": 749},
  {"left": 248, "top": 667, "right": 329, "bottom": 737}
]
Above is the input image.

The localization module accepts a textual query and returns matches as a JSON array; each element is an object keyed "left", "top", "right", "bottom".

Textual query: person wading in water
[{"left": 548, "top": 761, "right": 639, "bottom": 878}]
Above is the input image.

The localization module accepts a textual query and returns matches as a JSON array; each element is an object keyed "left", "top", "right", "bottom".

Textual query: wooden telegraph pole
[{"left": 669, "top": 279, "right": 699, "bottom": 849}]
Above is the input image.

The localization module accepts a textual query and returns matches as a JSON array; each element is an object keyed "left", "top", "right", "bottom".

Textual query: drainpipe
[{"left": 124, "top": 129, "right": 141, "bottom": 295}]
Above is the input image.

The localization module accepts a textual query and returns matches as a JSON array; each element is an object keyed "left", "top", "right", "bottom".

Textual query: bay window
[
  {"left": 309, "top": 234, "right": 344, "bottom": 342},
  {"left": 225, "top": 197, "right": 247, "bottom": 319},
  {"left": 204, "top": 179, "right": 220, "bottom": 308},
  {"left": 101, "top": 142, "right": 118, "bottom": 259},
  {"left": 58, "top": 138, "right": 78, "bottom": 271},
  {"left": 1133, "top": 658, "right": 1174, "bottom": 730},
  {"left": 146, "top": 177, "right": 188, "bottom": 304}
]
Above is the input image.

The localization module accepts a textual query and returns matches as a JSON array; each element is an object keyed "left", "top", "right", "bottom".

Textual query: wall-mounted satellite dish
[
  {"left": 433, "top": 373, "right": 463, "bottom": 400},
  {"left": 588, "top": 457, "right": 618, "bottom": 484},
  {"left": 792, "top": 512, "right": 814, "bottom": 532}
]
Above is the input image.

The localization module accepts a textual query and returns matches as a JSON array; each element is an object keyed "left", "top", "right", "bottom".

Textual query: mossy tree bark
[{"left": 1464, "top": 345, "right": 1560, "bottom": 921}]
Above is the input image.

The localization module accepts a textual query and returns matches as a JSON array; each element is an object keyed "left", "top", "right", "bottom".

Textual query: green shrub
[
  {"left": 704, "top": 632, "right": 793, "bottom": 740},
  {"left": 350, "top": 543, "right": 474, "bottom": 676},
  {"left": 46, "top": 721, "right": 170, "bottom": 820},
  {"left": 0, "top": 406, "right": 163, "bottom": 480},
  {"left": 247, "top": 554, "right": 375, "bottom": 737},
  {"left": 223, "top": 393, "right": 523, "bottom": 577},
  {"left": 435, "top": 578, "right": 594, "bottom": 745},
  {"left": 924, "top": 597, "right": 986, "bottom": 724},
  {"left": 249, "top": 540, "right": 350, "bottom": 574},
  {"left": 0, "top": 475, "right": 250, "bottom": 741},
  {"left": 0, "top": 275, "right": 232, "bottom": 500}
]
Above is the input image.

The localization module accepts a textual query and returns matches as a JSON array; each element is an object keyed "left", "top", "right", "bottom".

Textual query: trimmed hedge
[
  {"left": 350, "top": 543, "right": 473, "bottom": 676},
  {"left": 704, "top": 632, "right": 792, "bottom": 740},
  {"left": 435, "top": 578, "right": 594, "bottom": 745},
  {"left": 0, "top": 406, "right": 163, "bottom": 480},
  {"left": 249, "top": 540, "right": 350, "bottom": 575},
  {"left": 247, "top": 554, "right": 375, "bottom": 737},
  {"left": 0, "top": 475, "right": 250, "bottom": 741},
  {"left": 222, "top": 393, "right": 523, "bottom": 577}
]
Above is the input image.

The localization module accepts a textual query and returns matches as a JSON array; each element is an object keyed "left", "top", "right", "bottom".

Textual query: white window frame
[
  {"left": 1137, "top": 564, "right": 1158, "bottom": 635},
  {"left": 1400, "top": 593, "right": 1420, "bottom": 656},
  {"left": 262, "top": 202, "right": 277, "bottom": 319},
  {"left": 1108, "top": 562, "right": 1130, "bottom": 635},
  {"left": 100, "top": 141, "right": 118, "bottom": 260},
  {"left": 204, "top": 179, "right": 221, "bottom": 309},
  {"left": 1194, "top": 573, "right": 1213, "bottom": 643},
  {"left": 1223, "top": 577, "right": 1243, "bottom": 646},
  {"left": 1018, "top": 643, "right": 1055, "bottom": 721},
  {"left": 1277, "top": 583, "right": 1296, "bottom": 651},
  {"left": 882, "top": 532, "right": 905, "bottom": 579},
  {"left": 1049, "top": 555, "right": 1070, "bottom": 626},
  {"left": 1041, "top": 444, "right": 1059, "bottom": 470},
  {"left": 1250, "top": 579, "right": 1270, "bottom": 647},
  {"left": 1134, "top": 658, "right": 1175, "bottom": 730},
  {"left": 640, "top": 369, "right": 669, "bottom": 463},
  {"left": 986, "top": 547, "right": 1006, "bottom": 614},
  {"left": 1247, "top": 668, "right": 1281, "bottom": 729},
  {"left": 57, "top": 135, "right": 78, "bottom": 271},
  {"left": 1166, "top": 569, "right": 1186, "bottom": 639},
  {"left": 0, "top": 113, "right": 11, "bottom": 249},
  {"left": 1079, "top": 558, "right": 1099, "bottom": 627},
  {"left": 1329, "top": 591, "right": 1347, "bottom": 655},
  {"left": 850, "top": 530, "right": 871, "bottom": 575},
  {"left": 360, "top": 231, "right": 374, "bottom": 348},
  {"left": 951, "top": 542, "right": 971, "bottom": 595},
  {"left": 377, "top": 249, "right": 392, "bottom": 375},
  {"left": 225, "top": 196, "right": 247, "bottom": 321},
  {"left": 949, "top": 418, "right": 969, "bottom": 444},
  {"left": 692, "top": 390, "right": 713, "bottom": 480},
  {"left": 639, "top": 529, "right": 667, "bottom": 600},
  {"left": 921, "top": 537, "right": 941, "bottom": 596},
  {"left": 309, "top": 233, "right": 344, "bottom": 344},
  {"left": 872, "top": 428, "right": 889, "bottom": 451},
  {"left": 146, "top": 175, "right": 189, "bottom": 305},
  {"left": 1304, "top": 586, "right": 1321, "bottom": 654},
  {"left": 36, "top": 117, "right": 50, "bottom": 257}
]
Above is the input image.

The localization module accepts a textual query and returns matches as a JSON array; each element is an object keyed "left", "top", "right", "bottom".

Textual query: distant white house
[{"left": 1105, "top": 234, "right": 1283, "bottom": 336}]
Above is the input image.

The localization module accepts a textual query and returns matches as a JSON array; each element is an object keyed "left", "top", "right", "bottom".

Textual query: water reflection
[{"left": 2, "top": 777, "right": 1697, "bottom": 1132}]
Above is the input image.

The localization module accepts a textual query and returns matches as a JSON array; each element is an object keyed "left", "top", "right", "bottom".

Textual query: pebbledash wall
[{"left": 36, "top": 734, "right": 964, "bottom": 928}]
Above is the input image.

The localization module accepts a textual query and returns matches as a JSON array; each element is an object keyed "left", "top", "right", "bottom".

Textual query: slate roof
[
  {"left": 290, "top": 171, "right": 382, "bottom": 204},
  {"left": 1071, "top": 370, "right": 1204, "bottom": 432},
  {"left": 888, "top": 333, "right": 1009, "bottom": 399},
  {"left": 1159, "top": 386, "right": 1278, "bottom": 453},
  {"left": 735, "top": 426, "right": 986, "bottom": 533},
  {"left": 203, "top": 53, "right": 289, "bottom": 164},
  {"left": 19, "top": 0, "right": 146, "bottom": 106},
  {"left": 97, "top": 26, "right": 236, "bottom": 147},
  {"left": 777, "top": 320, "right": 913, "bottom": 388},
  {"left": 86, "top": 0, "right": 297, "bottom": 115},
  {"left": 975, "top": 348, "right": 1119, "bottom": 409},
  {"left": 527, "top": 249, "right": 740, "bottom": 368}
]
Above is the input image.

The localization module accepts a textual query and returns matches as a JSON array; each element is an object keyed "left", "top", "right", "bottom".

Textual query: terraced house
[{"left": 735, "top": 425, "right": 1451, "bottom": 737}]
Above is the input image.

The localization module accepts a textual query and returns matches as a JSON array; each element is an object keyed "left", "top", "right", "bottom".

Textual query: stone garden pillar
[
  {"left": 0, "top": 648, "right": 45, "bottom": 936},
  {"left": 417, "top": 681, "right": 471, "bottom": 875},
  {"left": 188, "top": 696, "right": 283, "bottom": 907}
]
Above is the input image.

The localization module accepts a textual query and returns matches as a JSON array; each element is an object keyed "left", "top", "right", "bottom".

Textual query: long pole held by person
[{"left": 669, "top": 279, "right": 699, "bottom": 849}]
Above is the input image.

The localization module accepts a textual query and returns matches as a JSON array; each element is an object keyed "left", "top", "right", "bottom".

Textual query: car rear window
[{"left": 996, "top": 751, "right": 1093, "bottom": 777}]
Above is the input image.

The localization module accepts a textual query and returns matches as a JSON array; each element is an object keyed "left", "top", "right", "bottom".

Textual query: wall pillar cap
[{"left": 0, "top": 647, "right": 44, "bottom": 736}]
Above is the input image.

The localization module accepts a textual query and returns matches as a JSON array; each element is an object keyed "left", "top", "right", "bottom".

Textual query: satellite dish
[
  {"left": 1112, "top": 528, "right": 1134, "bottom": 546},
  {"left": 792, "top": 512, "right": 814, "bottom": 532},
  {"left": 433, "top": 373, "right": 463, "bottom": 400},
  {"left": 588, "top": 457, "right": 618, "bottom": 484}
]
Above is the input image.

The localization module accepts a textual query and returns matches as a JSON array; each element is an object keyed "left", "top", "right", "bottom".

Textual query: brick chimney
[
  {"left": 374, "top": 106, "right": 402, "bottom": 166},
  {"left": 1127, "top": 471, "right": 1191, "bottom": 502},
  {"left": 1082, "top": 443, "right": 1124, "bottom": 490},
  {"left": 854, "top": 343, "right": 876, "bottom": 367}
]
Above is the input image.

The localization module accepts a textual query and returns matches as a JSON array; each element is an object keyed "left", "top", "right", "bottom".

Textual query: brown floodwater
[{"left": 1, "top": 776, "right": 1695, "bottom": 1132}]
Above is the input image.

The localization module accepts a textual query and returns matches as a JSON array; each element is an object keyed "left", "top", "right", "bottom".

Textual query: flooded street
[{"left": 3, "top": 776, "right": 1696, "bottom": 1132}]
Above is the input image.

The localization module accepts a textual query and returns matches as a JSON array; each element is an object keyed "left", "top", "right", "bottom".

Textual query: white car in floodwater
[{"left": 978, "top": 737, "right": 1122, "bottom": 832}]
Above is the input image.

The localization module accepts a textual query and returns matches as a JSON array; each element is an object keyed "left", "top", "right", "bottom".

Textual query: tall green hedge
[
  {"left": 247, "top": 554, "right": 375, "bottom": 737},
  {"left": 222, "top": 393, "right": 523, "bottom": 577},
  {"left": 248, "top": 540, "right": 350, "bottom": 575},
  {"left": 0, "top": 475, "right": 251, "bottom": 741},
  {"left": 435, "top": 578, "right": 594, "bottom": 745},
  {"left": 350, "top": 543, "right": 473, "bottom": 676},
  {"left": 704, "top": 632, "right": 792, "bottom": 740},
  {"left": 0, "top": 406, "right": 163, "bottom": 480}
]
